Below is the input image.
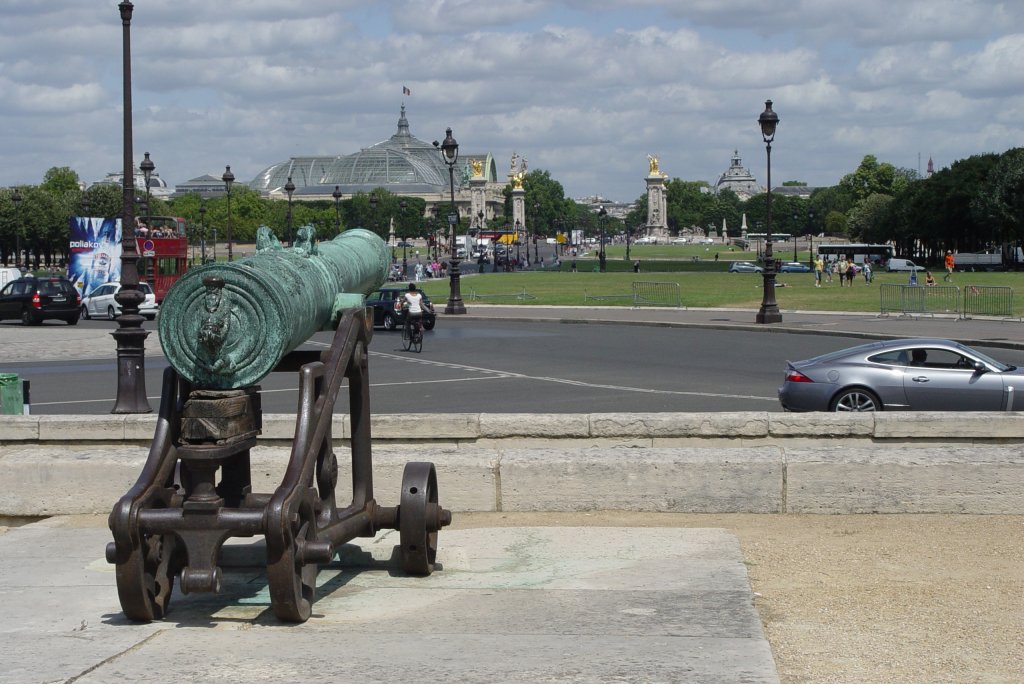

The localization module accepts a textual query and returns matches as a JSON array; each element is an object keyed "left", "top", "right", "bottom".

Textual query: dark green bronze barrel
[{"left": 159, "top": 227, "right": 389, "bottom": 389}]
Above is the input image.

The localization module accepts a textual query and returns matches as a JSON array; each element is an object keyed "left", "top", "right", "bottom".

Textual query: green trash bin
[{"left": 0, "top": 373, "right": 22, "bottom": 415}]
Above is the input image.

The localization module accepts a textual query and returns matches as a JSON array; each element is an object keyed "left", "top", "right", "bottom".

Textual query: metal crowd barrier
[
  {"left": 468, "top": 288, "right": 535, "bottom": 301},
  {"left": 632, "top": 281, "right": 682, "bottom": 308},
  {"left": 962, "top": 285, "right": 1017, "bottom": 320},
  {"left": 879, "top": 284, "right": 959, "bottom": 317}
]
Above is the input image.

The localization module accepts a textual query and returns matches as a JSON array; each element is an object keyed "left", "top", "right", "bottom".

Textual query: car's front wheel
[
  {"left": 107, "top": 305, "right": 117, "bottom": 321},
  {"left": 831, "top": 387, "right": 881, "bottom": 412},
  {"left": 80, "top": 305, "right": 90, "bottom": 320},
  {"left": 382, "top": 312, "right": 397, "bottom": 331}
]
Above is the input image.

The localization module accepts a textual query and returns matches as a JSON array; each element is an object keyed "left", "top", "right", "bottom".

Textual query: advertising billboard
[{"left": 68, "top": 217, "right": 122, "bottom": 298}]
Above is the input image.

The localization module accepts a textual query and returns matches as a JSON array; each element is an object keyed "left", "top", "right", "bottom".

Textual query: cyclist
[{"left": 402, "top": 282, "right": 425, "bottom": 341}]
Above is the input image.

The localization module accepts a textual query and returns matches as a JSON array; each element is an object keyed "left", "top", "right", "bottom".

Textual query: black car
[
  {"left": 0, "top": 276, "right": 81, "bottom": 325},
  {"left": 365, "top": 287, "right": 436, "bottom": 331}
]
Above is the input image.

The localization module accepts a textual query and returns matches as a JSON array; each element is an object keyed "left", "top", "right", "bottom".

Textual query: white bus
[{"left": 817, "top": 243, "right": 894, "bottom": 265}]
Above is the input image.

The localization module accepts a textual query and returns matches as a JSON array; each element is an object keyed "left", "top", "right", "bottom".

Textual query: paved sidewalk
[{"left": 0, "top": 516, "right": 776, "bottom": 684}]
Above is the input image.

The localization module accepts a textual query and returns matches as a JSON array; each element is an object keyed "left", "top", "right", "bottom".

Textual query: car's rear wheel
[
  {"left": 383, "top": 312, "right": 397, "bottom": 331},
  {"left": 66, "top": 315, "right": 79, "bottom": 326},
  {"left": 831, "top": 388, "right": 881, "bottom": 412},
  {"left": 107, "top": 305, "right": 117, "bottom": 321},
  {"left": 423, "top": 318, "right": 435, "bottom": 331},
  {"left": 21, "top": 309, "right": 39, "bottom": 326},
  {"left": 80, "top": 305, "right": 90, "bottom": 320}
]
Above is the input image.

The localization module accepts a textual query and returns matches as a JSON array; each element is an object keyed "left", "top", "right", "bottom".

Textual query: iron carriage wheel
[{"left": 399, "top": 461, "right": 443, "bottom": 575}]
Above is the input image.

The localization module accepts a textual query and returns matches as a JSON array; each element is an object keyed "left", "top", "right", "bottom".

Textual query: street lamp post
[
  {"left": 284, "top": 176, "right": 295, "bottom": 246},
  {"left": 807, "top": 211, "right": 815, "bottom": 267},
  {"left": 756, "top": 99, "right": 782, "bottom": 324},
  {"left": 400, "top": 199, "right": 408, "bottom": 279},
  {"left": 434, "top": 127, "right": 466, "bottom": 314},
  {"left": 112, "top": 0, "right": 151, "bottom": 413},
  {"left": 514, "top": 220, "right": 522, "bottom": 269},
  {"left": 198, "top": 202, "right": 207, "bottom": 263},
  {"left": 625, "top": 225, "right": 633, "bottom": 262},
  {"left": 598, "top": 206, "right": 607, "bottom": 272},
  {"left": 222, "top": 165, "right": 235, "bottom": 262},
  {"left": 332, "top": 185, "right": 342, "bottom": 232},
  {"left": 11, "top": 188, "right": 21, "bottom": 268},
  {"left": 533, "top": 202, "right": 540, "bottom": 265},
  {"left": 140, "top": 151, "right": 154, "bottom": 220},
  {"left": 792, "top": 213, "right": 799, "bottom": 262}
]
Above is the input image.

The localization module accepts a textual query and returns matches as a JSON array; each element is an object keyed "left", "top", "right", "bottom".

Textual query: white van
[
  {"left": 885, "top": 258, "right": 925, "bottom": 272},
  {"left": 0, "top": 267, "right": 22, "bottom": 289}
]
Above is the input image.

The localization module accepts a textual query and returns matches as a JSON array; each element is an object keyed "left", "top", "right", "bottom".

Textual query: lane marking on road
[{"left": 365, "top": 349, "right": 775, "bottom": 402}]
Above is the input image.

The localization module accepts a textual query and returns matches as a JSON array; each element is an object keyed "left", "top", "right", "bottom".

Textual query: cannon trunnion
[{"left": 107, "top": 231, "right": 452, "bottom": 623}]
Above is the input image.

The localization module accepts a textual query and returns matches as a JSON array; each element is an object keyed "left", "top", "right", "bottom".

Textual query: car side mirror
[{"left": 973, "top": 361, "right": 987, "bottom": 373}]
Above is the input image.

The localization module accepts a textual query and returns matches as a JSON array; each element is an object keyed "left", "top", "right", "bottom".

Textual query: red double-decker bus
[{"left": 136, "top": 216, "right": 188, "bottom": 302}]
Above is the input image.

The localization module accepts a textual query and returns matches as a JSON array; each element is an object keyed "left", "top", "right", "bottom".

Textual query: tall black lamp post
[
  {"left": 112, "top": 0, "right": 151, "bottom": 413},
  {"left": 332, "top": 185, "right": 342, "bottom": 232},
  {"left": 807, "top": 211, "right": 815, "bottom": 267},
  {"left": 284, "top": 176, "right": 295, "bottom": 246},
  {"left": 514, "top": 220, "right": 522, "bottom": 269},
  {"left": 198, "top": 201, "right": 207, "bottom": 263},
  {"left": 598, "top": 206, "right": 607, "bottom": 272},
  {"left": 756, "top": 99, "right": 782, "bottom": 324},
  {"left": 222, "top": 165, "right": 234, "bottom": 262},
  {"left": 792, "top": 213, "right": 799, "bottom": 262},
  {"left": 399, "top": 199, "right": 408, "bottom": 278},
  {"left": 625, "top": 224, "right": 633, "bottom": 262},
  {"left": 434, "top": 127, "right": 465, "bottom": 314},
  {"left": 140, "top": 151, "right": 154, "bottom": 219},
  {"left": 11, "top": 188, "right": 21, "bottom": 267}
]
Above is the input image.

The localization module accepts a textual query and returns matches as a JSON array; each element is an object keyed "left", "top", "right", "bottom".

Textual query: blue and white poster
[{"left": 68, "top": 217, "right": 122, "bottom": 298}]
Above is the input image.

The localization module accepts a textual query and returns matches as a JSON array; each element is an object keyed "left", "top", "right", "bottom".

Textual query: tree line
[{"left": 3, "top": 148, "right": 1022, "bottom": 269}]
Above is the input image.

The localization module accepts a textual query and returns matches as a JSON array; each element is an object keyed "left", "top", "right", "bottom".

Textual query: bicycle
[{"left": 401, "top": 314, "right": 423, "bottom": 353}]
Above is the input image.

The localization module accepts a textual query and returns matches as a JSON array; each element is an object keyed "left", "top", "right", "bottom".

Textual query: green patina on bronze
[{"left": 159, "top": 226, "right": 389, "bottom": 389}]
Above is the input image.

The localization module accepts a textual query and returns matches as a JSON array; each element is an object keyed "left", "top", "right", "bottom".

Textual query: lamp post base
[
  {"left": 756, "top": 270, "right": 783, "bottom": 324},
  {"left": 110, "top": 316, "right": 152, "bottom": 413},
  {"left": 445, "top": 258, "right": 467, "bottom": 315}
]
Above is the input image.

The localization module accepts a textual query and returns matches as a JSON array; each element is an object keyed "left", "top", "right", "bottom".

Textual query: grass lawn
[{"left": 415, "top": 269, "right": 1024, "bottom": 315}]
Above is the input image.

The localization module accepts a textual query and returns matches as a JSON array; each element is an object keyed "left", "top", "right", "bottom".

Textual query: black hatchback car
[
  {"left": 0, "top": 275, "right": 81, "bottom": 325},
  {"left": 365, "top": 287, "right": 436, "bottom": 331}
]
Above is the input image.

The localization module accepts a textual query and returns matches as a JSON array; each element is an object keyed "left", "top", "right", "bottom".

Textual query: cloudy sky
[{"left": 2, "top": 0, "right": 1022, "bottom": 202}]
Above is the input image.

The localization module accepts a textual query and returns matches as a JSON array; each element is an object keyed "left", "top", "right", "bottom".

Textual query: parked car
[
  {"left": 0, "top": 275, "right": 81, "bottom": 326},
  {"left": 670, "top": 237, "right": 689, "bottom": 244},
  {"left": 634, "top": 237, "right": 657, "bottom": 244},
  {"left": 779, "top": 262, "right": 812, "bottom": 273},
  {"left": 80, "top": 281, "right": 159, "bottom": 321},
  {"left": 365, "top": 287, "right": 436, "bottom": 331},
  {"left": 728, "top": 261, "right": 763, "bottom": 273},
  {"left": 778, "top": 338, "right": 1024, "bottom": 412},
  {"left": 886, "top": 258, "right": 925, "bottom": 272}
]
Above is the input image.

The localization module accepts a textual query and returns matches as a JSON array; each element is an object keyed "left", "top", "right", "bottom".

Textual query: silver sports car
[{"left": 778, "top": 338, "right": 1024, "bottom": 412}]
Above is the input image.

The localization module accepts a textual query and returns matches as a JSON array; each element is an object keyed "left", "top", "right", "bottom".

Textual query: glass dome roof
[{"left": 250, "top": 106, "right": 459, "bottom": 196}]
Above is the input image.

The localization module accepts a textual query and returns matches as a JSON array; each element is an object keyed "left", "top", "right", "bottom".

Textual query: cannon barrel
[{"left": 159, "top": 227, "right": 389, "bottom": 389}]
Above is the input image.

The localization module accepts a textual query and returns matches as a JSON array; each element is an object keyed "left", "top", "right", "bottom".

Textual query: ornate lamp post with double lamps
[
  {"left": 222, "top": 165, "right": 235, "bottom": 261},
  {"left": 198, "top": 201, "right": 207, "bottom": 263},
  {"left": 140, "top": 152, "right": 154, "bottom": 218},
  {"left": 111, "top": 0, "right": 151, "bottom": 413},
  {"left": 598, "top": 206, "right": 608, "bottom": 272},
  {"left": 11, "top": 188, "right": 21, "bottom": 267},
  {"left": 434, "top": 127, "right": 466, "bottom": 314},
  {"left": 755, "top": 99, "right": 782, "bottom": 324},
  {"left": 284, "top": 176, "right": 295, "bottom": 245},
  {"left": 332, "top": 185, "right": 343, "bottom": 232}
]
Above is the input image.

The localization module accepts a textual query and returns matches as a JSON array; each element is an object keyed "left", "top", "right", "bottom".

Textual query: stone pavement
[{"left": 0, "top": 516, "right": 777, "bottom": 684}]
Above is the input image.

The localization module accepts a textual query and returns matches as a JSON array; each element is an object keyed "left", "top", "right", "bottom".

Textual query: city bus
[
  {"left": 816, "top": 243, "right": 894, "bottom": 266},
  {"left": 136, "top": 216, "right": 188, "bottom": 301}
]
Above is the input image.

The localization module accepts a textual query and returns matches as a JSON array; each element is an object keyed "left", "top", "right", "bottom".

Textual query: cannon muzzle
[{"left": 159, "top": 227, "right": 389, "bottom": 389}]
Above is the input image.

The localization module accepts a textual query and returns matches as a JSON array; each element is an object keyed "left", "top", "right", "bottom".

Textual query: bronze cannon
[{"left": 107, "top": 226, "right": 452, "bottom": 623}]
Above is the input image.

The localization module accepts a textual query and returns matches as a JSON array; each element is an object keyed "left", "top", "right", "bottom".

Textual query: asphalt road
[{"left": 14, "top": 316, "right": 1024, "bottom": 415}]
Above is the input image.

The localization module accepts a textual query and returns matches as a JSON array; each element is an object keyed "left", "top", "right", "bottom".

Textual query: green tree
[
  {"left": 41, "top": 167, "right": 81, "bottom": 196},
  {"left": 972, "top": 148, "right": 1024, "bottom": 248}
]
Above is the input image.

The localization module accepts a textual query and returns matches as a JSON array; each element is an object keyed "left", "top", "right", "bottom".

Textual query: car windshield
[{"left": 955, "top": 342, "right": 1013, "bottom": 372}]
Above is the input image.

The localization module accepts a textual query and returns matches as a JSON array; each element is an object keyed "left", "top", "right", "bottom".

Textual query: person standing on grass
[
  {"left": 944, "top": 251, "right": 955, "bottom": 281},
  {"left": 814, "top": 256, "right": 824, "bottom": 287},
  {"left": 837, "top": 256, "right": 849, "bottom": 287}
]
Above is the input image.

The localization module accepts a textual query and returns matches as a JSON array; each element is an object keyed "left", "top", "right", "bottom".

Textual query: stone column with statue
[{"left": 645, "top": 154, "right": 669, "bottom": 240}]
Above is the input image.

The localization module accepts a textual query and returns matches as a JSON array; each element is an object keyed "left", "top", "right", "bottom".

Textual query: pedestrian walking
[
  {"left": 814, "top": 256, "right": 824, "bottom": 287},
  {"left": 944, "top": 251, "right": 955, "bottom": 281},
  {"left": 837, "top": 257, "right": 849, "bottom": 287},
  {"left": 862, "top": 261, "right": 872, "bottom": 285}
]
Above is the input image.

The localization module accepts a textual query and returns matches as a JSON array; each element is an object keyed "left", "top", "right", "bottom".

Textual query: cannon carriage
[{"left": 106, "top": 227, "right": 451, "bottom": 622}]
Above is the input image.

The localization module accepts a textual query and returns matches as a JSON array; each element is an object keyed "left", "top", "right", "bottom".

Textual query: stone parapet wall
[{"left": 2, "top": 413, "right": 1022, "bottom": 516}]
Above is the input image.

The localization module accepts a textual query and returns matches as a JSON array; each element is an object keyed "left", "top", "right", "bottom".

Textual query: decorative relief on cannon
[{"left": 159, "top": 227, "right": 389, "bottom": 389}]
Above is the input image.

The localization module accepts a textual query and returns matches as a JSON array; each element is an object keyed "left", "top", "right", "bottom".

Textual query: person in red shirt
[{"left": 944, "top": 251, "right": 955, "bottom": 281}]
